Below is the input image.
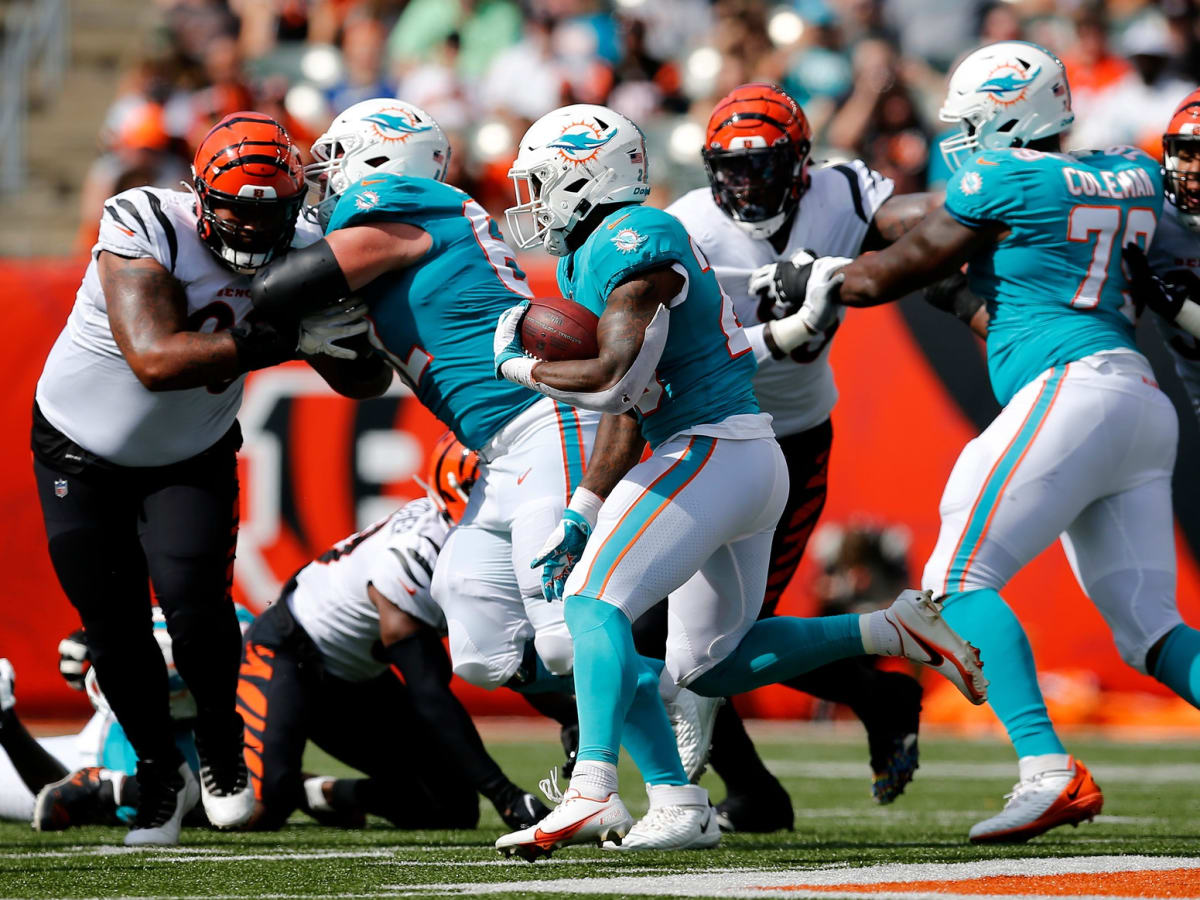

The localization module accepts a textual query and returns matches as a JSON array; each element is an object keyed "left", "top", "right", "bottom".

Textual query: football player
[
  {"left": 796, "top": 41, "right": 1200, "bottom": 843},
  {"left": 1133, "top": 88, "right": 1200, "bottom": 414},
  {"left": 491, "top": 103, "right": 986, "bottom": 857},
  {"left": 248, "top": 99, "right": 715, "bottom": 766},
  {"left": 236, "top": 434, "right": 550, "bottom": 831},
  {"left": 31, "top": 112, "right": 390, "bottom": 845},
  {"left": 661, "top": 82, "right": 937, "bottom": 828}
]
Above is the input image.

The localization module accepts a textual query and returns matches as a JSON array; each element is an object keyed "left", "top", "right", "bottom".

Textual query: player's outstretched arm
[
  {"left": 837, "top": 208, "right": 1001, "bottom": 307},
  {"left": 861, "top": 191, "right": 944, "bottom": 250},
  {"left": 103, "top": 252, "right": 293, "bottom": 390}
]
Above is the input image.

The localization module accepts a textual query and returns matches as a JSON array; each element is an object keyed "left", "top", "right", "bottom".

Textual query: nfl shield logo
[{"left": 54, "top": 479, "right": 68, "bottom": 498}]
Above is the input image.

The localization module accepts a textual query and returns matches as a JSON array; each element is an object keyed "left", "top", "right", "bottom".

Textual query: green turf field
[{"left": 2, "top": 723, "right": 1198, "bottom": 899}]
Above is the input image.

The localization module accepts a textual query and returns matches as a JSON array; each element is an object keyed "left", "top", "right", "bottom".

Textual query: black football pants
[
  {"left": 33, "top": 421, "right": 244, "bottom": 768},
  {"left": 238, "top": 600, "right": 478, "bottom": 830}
]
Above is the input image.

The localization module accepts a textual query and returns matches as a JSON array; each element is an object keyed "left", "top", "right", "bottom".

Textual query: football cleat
[
  {"left": 495, "top": 768, "right": 632, "bottom": 862},
  {"left": 969, "top": 757, "right": 1103, "bottom": 843},
  {"left": 495, "top": 785, "right": 551, "bottom": 830},
  {"left": 864, "top": 672, "right": 923, "bottom": 805},
  {"left": 603, "top": 783, "right": 720, "bottom": 851},
  {"left": 665, "top": 688, "right": 723, "bottom": 782},
  {"left": 125, "top": 761, "right": 199, "bottom": 846},
  {"left": 195, "top": 713, "right": 254, "bottom": 829},
  {"left": 715, "top": 777, "right": 794, "bottom": 833},
  {"left": 33, "top": 767, "right": 122, "bottom": 831},
  {"left": 885, "top": 590, "right": 987, "bottom": 704}
]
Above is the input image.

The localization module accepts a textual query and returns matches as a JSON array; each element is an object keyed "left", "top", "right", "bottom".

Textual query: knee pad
[
  {"left": 451, "top": 658, "right": 504, "bottom": 690},
  {"left": 533, "top": 631, "right": 574, "bottom": 677}
]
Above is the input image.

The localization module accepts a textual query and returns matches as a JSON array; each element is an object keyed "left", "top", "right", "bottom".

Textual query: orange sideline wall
[{"left": 4, "top": 257, "right": 1199, "bottom": 726}]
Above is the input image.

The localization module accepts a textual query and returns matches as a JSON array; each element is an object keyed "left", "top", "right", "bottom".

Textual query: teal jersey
[
  {"left": 944, "top": 146, "right": 1162, "bottom": 405},
  {"left": 557, "top": 205, "right": 759, "bottom": 447},
  {"left": 326, "top": 174, "right": 538, "bottom": 450}
]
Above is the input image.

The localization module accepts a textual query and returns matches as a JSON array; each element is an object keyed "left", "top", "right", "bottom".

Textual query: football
[{"left": 520, "top": 297, "right": 600, "bottom": 362}]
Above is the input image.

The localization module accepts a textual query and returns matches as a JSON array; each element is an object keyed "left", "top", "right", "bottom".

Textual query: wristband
[
  {"left": 1176, "top": 297, "right": 1200, "bottom": 339},
  {"left": 500, "top": 356, "right": 537, "bottom": 390},
  {"left": 567, "top": 487, "right": 604, "bottom": 529},
  {"left": 767, "top": 315, "right": 817, "bottom": 355}
]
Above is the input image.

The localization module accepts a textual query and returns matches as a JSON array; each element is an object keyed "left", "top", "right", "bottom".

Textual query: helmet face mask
[
  {"left": 1163, "top": 91, "right": 1200, "bottom": 232},
  {"left": 937, "top": 41, "right": 1074, "bottom": 173},
  {"left": 701, "top": 83, "right": 811, "bottom": 241},
  {"left": 191, "top": 112, "right": 305, "bottom": 274},
  {"left": 507, "top": 104, "right": 650, "bottom": 257},
  {"left": 304, "top": 99, "right": 450, "bottom": 230}
]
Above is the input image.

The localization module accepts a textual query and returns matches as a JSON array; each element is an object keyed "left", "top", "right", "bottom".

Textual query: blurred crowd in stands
[{"left": 78, "top": 0, "right": 1200, "bottom": 249}]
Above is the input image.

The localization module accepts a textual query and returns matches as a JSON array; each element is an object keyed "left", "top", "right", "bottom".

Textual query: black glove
[
  {"left": 57, "top": 629, "right": 90, "bottom": 691},
  {"left": 1123, "top": 242, "right": 1195, "bottom": 321},
  {"left": 749, "top": 248, "right": 818, "bottom": 321},
  {"left": 230, "top": 317, "right": 299, "bottom": 372},
  {"left": 924, "top": 270, "right": 985, "bottom": 325}
]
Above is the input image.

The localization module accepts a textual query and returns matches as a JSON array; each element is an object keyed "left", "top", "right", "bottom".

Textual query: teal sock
[
  {"left": 689, "top": 614, "right": 863, "bottom": 697},
  {"left": 563, "top": 595, "right": 640, "bottom": 768},
  {"left": 621, "top": 662, "right": 688, "bottom": 786},
  {"left": 1152, "top": 624, "right": 1200, "bottom": 707},
  {"left": 941, "top": 588, "right": 1065, "bottom": 757}
]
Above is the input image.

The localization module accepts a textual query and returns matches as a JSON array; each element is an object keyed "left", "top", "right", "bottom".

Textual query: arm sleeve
[
  {"left": 943, "top": 153, "right": 1024, "bottom": 230},
  {"left": 95, "top": 188, "right": 178, "bottom": 270}
]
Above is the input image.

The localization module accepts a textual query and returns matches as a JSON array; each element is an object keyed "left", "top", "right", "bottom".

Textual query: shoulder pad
[
  {"left": 96, "top": 187, "right": 183, "bottom": 271},
  {"left": 328, "top": 175, "right": 462, "bottom": 232}
]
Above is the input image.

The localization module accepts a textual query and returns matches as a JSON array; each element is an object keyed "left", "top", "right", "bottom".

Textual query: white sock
[
  {"left": 569, "top": 761, "right": 619, "bottom": 798},
  {"left": 645, "top": 782, "right": 707, "bottom": 809},
  {"left": 1018, "top": 754, "right": 1073, "bottom": 782},
  {"left": 859, "top": 610, "right": 901, "bottom": 657}
]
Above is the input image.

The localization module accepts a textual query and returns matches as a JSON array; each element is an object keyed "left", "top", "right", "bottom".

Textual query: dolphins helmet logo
[
  {"left": 978, "top": 63, "right": 1041, "bottom": 107},
  {"left": 547, "top": 120, "right": 618, "bottom": 165},
  {"left": 363, "top": 107, "right": 434, "bottom": 143}
]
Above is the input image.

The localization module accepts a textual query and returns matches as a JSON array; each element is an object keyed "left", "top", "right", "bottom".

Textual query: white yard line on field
[{"left": 765, "top": 759, "right": 1200, "bottom": 782}]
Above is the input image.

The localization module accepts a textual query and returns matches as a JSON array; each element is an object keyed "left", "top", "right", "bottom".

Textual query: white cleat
[
  {"left": 496, "top": 768, "right": 632, "bottom": 862},
  {"left": 199, "top": 764, "right": 254, "bottom": 830},
  {"left": 604, "top": 783, "right": 720, "bottom": 851},
  {"left": 885, "top": 590, "right": 988, "bottom": 704},
  {"left": 124, "top": 762, "right": 199, "bottom": 846},
  {"left": 968, "top": 757, "right": 1103, "bottom": 843},
  {"left": 664, "top": 688, "right": 723, "bottom": 782},
  {"left": 0, "top": 658, "right": 15, "bottom": 715}
]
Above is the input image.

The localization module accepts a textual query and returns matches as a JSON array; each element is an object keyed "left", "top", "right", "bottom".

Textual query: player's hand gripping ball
[{"left": 521, "top": 297, "right": 600, "bottom": 362}]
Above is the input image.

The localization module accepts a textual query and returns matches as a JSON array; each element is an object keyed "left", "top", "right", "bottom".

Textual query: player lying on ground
[
  {"left": 658, "top": 82, "right": 957, "bottom": 828},
  {"left": 791, "top": 40, "right": 1200, "bottom": 844},
  {"left": 1, "top": 607, "right": 252, "bottom": 831},
  {"left": 237, "top": 435, "right": 551, "bottom": 831},
  {"left": 491, "top": 102, "right": 987, "bottom": 858},
  {"left": 247, "top": 97, "right": 719, "bottom": 778},
  {"left": 31, "top": 111, "right": 389, "bottom": 846}
]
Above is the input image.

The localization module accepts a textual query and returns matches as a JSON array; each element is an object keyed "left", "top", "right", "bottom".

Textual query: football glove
[
  {"left": 749, "top": 248, "right": 818, "bottom": 319},
  {"left": 230, "top": 317, "right": 299, "bottom": 372},
  {"left": 493, "top": 300, "right": 531, "bottom": 379},
  {"left": 57, "top": 629, "right": 90, "bottom": 692},
  {"left": 530, "top": 488, "right": 603, "bottom": 602},
  {"left": 1124, "top": 242, "right": 1193, "bottom": 321},
  {"left": 297, "top": 300, "right": 370, "bottom": 360}
]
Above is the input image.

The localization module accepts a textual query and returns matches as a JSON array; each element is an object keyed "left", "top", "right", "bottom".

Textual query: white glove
[
  {"left": 797, "top": 256, "right": 851, "bottom": 333},
  {"left": 298, "top": 301, "right": 370, "bottom": 360}
]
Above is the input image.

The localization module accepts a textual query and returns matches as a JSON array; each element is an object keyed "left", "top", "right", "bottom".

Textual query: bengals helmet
[
  {"left": 191, "top": 112, "right": 305, "bottom": 273},
  {"left": 426, "top": 432, "right": 479, "bottom": 524},
  {"left": 701, "top": 83, "right": 812, "bottom": 240},
  {"left": 1164, "top": 88, "right": 1200, "bottom": 232}
]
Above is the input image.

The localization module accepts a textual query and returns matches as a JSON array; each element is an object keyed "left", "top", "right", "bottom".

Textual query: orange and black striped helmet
[
  {"left": 701, "top": 83, "right": 812, "bottom": 239},
  {"left": 426, "top": 432, "right": 480, "bottom": 524},
  {"left": 1165, "top": 88, "right": 1200, "bottom": 224},
  {"left": 191, "top": 112, "right": 305, "bottom": 273}
]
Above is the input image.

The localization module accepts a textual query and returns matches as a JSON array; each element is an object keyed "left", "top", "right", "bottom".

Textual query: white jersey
[
  {"left": 1146, "top": 200, "right": 1200, "bottom": 422},
  {"left": 288, "top": 498, "right": 450, "bottom": 682},
  {"left": 667, "top": 160, "right": 894, "bottom": 436},
  {"left": 35, "top": 186, "right": 321, "bottom": 466}
]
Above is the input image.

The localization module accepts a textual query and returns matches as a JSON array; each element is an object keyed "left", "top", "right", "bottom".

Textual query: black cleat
[
  {"left": 495, "top": 785, "right": 550, "bottom": 830},
  {"left": 559, "top": 723, "right": 579, "bottom": 779},
  {"left": 33, "top": 767, "right": 122, "bottom": 831},
  {"left": 863, "top": 671, "right": 923, "bottom": 805},
  {"left": 714, "top": 776, "right": 794, "bottom": 833}
]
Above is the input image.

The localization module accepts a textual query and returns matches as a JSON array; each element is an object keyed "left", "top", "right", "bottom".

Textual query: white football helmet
[
  {"left": 938, "top": 41, "right": 1074, "bottom": 171},
  {"left": 305, "top": 98, "right": 450, "bottom": 228},
  {"left": 506, "top": 104, "right": 651, "bottom": 256}
]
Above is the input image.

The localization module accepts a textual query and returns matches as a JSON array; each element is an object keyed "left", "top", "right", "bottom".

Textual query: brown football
[{"left": 521, "top": 297, "right": 600, "bottom": 362}]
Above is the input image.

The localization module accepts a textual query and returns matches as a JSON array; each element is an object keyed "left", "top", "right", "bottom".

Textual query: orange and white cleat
[
  {"left": 883, "top": 590, "right": 988, "bottom": 705},
  {"left": 969, "top": 757, "right": 1103, "bottom": 843},
  {"left": 495, "top": 768, "right": 633, "bottom": 862}
]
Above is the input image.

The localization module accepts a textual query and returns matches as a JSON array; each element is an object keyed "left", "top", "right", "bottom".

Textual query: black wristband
[
  {"left": 230, "top": 318, "right": 298, "bottom": 372},
  {"left": 250, "top": 239, "right": 352, "bottom": 320}
]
